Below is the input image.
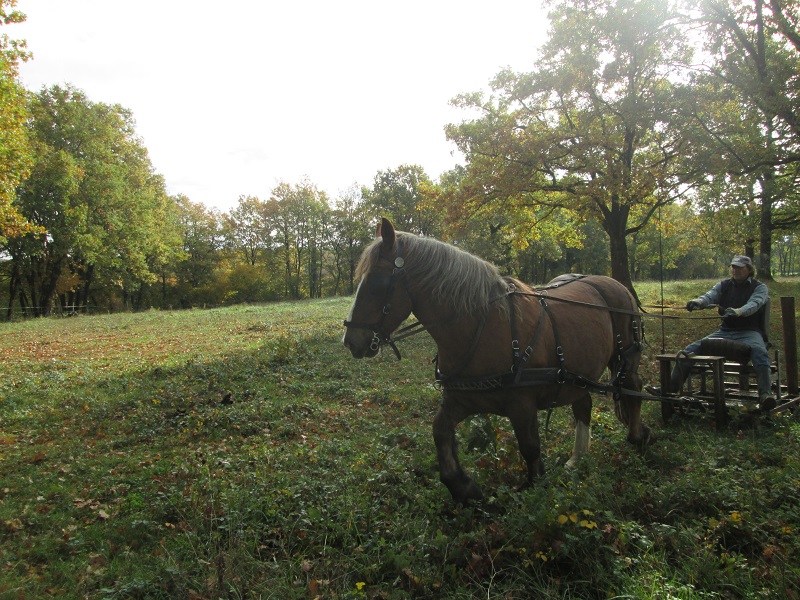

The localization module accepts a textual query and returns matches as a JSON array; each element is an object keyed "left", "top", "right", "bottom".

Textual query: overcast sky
[{"left": 14, "top": 0, "right": 548, "bottom": 211}]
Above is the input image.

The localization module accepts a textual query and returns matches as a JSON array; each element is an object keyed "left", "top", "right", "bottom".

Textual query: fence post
[{"left": 781, "top": 296, "right": 798, "bottom": 395}]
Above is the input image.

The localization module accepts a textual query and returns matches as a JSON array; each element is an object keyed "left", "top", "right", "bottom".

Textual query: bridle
[{"left": 342, "top": 242, "right": 412, "bottom": 360}]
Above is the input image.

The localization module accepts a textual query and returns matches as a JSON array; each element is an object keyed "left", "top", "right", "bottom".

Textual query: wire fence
[{"left": 3, "top": 305, "right": 101, "bottom": 319}]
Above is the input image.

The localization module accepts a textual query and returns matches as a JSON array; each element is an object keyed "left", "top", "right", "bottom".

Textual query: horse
[{"left": 343, "top": 218, "right": 656, "bottom": 503}]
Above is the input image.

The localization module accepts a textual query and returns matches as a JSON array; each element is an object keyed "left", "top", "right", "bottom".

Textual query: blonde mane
[{"left": 356, "top": 232, "right": 511, "bottom": 317}]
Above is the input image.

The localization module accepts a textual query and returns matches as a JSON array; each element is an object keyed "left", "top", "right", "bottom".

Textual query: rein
[{"left": 386, "top": 288, "right": 719, "bottom": 355}]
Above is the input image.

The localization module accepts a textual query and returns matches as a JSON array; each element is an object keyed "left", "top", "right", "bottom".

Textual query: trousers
[{"left": 669, "top": 329, "right": 773, "bottom": 399}]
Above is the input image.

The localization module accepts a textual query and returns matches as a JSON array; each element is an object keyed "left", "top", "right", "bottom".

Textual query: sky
[{"left": 13, "top": 0, "right": 549, "bottom": 212}]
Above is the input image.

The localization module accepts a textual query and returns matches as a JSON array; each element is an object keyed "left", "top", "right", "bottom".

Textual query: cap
[{"left": 730, "top": 255, "right": 753, "bottom": 268}]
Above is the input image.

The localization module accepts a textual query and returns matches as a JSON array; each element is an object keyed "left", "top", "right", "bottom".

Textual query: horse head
[{"left": 342, "top": 217, "right": 414, "bottom": 358}]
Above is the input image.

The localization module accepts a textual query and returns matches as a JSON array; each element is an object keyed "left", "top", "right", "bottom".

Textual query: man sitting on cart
[{"left": 650, "top": 255, "right": 776, "bottom": 412}]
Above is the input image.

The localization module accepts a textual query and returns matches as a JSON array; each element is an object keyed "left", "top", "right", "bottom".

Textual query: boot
[{"left": 755, "top": 364, "right": 776, "bottom": 411}]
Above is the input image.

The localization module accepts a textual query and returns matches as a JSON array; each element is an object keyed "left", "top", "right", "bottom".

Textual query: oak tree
[{"left": 446, "top": 0, "right": 697, "bottom": 295}]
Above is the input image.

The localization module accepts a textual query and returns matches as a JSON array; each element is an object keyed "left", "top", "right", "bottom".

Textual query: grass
[{"left": 0, "top": 281, "right": 799, "bottom": 599}]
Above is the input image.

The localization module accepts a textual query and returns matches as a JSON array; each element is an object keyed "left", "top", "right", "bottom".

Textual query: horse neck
[{"left": 413, "top": 293, "right": 511, "bottom": 377}]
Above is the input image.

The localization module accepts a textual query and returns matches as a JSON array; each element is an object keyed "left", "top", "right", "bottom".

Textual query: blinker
[{"left": 366, "top": 273, "right": 392, "bottom": 296}]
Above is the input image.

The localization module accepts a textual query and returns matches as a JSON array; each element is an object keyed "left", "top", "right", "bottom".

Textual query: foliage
[
  {"left": 0, "top": 0, "right": 38, "bottom": 244},
  {"left": 2, "top": 0, "right": 799, "bottom": 318},
  {"left": 5, "top": 85, "right": 182, "bottom": 316},
  {"left": 683, "top": 0, "right": 800, "bottom": 278},
  {"left": 362, "top": 165, "right": 443, "bottom": 237},
  {"left": 444, "top": 0, "right": 697, "bottom": 294},
  {"left": 1, "top": 279, "right": 799, "bottom": 598},
  {"left": 268, "top": 180, "right": 331, "bottom": 299}
]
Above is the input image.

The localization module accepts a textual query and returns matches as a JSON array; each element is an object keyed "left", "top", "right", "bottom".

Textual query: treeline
[{"left": 2, "top": 0, "right": 800, "bottom": 317}]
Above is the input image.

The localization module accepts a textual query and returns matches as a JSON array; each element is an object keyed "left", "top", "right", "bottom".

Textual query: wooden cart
[{"left": 654, "top": 296, "right": 799, "bottom": 427}]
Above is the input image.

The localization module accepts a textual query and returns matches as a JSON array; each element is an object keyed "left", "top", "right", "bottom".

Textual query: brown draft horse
[{"left": 343, "top": 218, "right": 656, "bottom": 503}]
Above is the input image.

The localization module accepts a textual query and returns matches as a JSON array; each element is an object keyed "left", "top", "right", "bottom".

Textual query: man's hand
[
  {"left": 686, "top": 300, "right": 701, "bottom": 311},
  {"left": 723, "top": 307, "right": 742, "bottom": 318}
]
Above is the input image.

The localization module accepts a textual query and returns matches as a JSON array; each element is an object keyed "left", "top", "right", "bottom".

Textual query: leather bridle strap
[{"left": 343, "top": 241, "right": 408, "bottom": 359}]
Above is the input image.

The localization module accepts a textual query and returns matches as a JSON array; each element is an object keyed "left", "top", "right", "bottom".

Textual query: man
[{"left": 651, "top": 255, "right": 775, "bottom": 411}]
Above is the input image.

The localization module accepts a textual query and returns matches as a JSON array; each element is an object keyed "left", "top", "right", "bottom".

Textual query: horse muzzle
[
  {"left": 342, "top": 323, "right": 381, "bottom": 359},
  {"left": 342, "top": 323, "right": 401, "bottom": 359}
]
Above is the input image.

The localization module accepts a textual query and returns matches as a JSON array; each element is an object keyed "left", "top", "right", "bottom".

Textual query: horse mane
[{"left": 357, "top": 232, "right": 511, "bottom": 317}]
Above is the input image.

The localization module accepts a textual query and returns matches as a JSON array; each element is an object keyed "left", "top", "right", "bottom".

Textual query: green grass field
[{"left": 1, "top": 281, "right": 799, "bottom": 599}]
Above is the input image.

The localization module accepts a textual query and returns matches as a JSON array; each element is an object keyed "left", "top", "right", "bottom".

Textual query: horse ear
[{"left": 379, "top": 217, "right": 395, "bottom": 249}]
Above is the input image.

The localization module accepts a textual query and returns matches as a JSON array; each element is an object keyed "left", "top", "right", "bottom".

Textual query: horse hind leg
[{"left": 566, "top": 392, "right": 592, "bottom": 469}]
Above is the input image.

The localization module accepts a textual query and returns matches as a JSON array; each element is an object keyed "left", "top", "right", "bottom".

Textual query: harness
[
  {"left": 433, "top": 275, "right": 644, "bottom": 403},
  {"left": 344, "top": 261, "right": 643, "bottom": 400}
]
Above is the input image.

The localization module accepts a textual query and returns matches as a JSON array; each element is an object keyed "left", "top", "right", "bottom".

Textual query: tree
[
  {"left": 9, "top": 85, "right": 181, "bottom": 315},
  {"left": 0, "top": 0, "right": 38, "bottom": 243},
  {"left": 446, "top": 0, "right": 697, "bottom": 296},
  {"left": 268, "top": 180, "right": 330, "bottom": 299},
  {"left": 173, "top": 195, "right": 223, "bottom": 306},
  {"left": 329, "top": 184, "right": 371, "bottom": 294},
  {"left": 224, "top": 195, "right": 271, "bottom": 267},
  {"left": 688, "top": 0, "right": 800, "bottom": 278},
  {"left": 362, "top": 164, "right": 442, "bottom": 236}
]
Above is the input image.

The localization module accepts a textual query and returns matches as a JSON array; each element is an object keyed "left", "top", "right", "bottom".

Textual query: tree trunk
[
  {"left": 78, "top": 264, "right": 95, "bottom": 312},
  {"left": 757, "top": 170, "right": 775, "bottom": 281},
  {"left": 38, "top": 260, "right": 62, "bottom": 317},
  {"left": 603, "top": 204, "right": 640, "bottom": 303},
  {"left": 6, "top": 262, "right": 20, "bottom": 321}
]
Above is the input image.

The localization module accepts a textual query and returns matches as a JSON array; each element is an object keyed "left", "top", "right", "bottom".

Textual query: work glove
[
  {"left": 723, "top": 307, "right": 742, "bottom": 318},
  {"left": 685, "top": 300, "right": 701, "bottom": 312}
]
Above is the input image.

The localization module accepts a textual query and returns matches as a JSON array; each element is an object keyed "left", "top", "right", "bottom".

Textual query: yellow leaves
[
  {"left": 710, "top": 511, "right": 744, "bottom": 529},
  {"left": 557, "top": 509, "right": 598, "bottom": 529},
  {"left": 4, "top": 518, "right": 24, "bottom": 532}
]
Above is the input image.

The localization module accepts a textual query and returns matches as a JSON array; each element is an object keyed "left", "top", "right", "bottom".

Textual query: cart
[{"left": 652, "top": 296, "right": 799, "bottom": 427}]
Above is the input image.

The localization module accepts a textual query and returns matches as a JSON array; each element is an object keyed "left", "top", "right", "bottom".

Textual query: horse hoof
[
  {"left": 451, "top": 480, "right": 483, "bottom": 505},
  {"left": 627, "top": 427, "right": 657, "bottom": 449}
]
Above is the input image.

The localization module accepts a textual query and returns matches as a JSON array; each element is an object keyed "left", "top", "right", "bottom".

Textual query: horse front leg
[
  {"left": 432, "top": 402, "right": 483, "bottom": 504},
  {"left": 614, "top": 370, "right": 657, "bottom": 449},
  {"left": 508, "top": 399, "right": 545, "bottom": 486},
  {"left": 566, "top": 392, "right": 592, "bottom": 469}
]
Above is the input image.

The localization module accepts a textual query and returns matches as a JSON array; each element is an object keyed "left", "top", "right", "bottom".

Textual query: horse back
[{"left": 516, "top": 274, "right": 641, "bottom": 374}]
